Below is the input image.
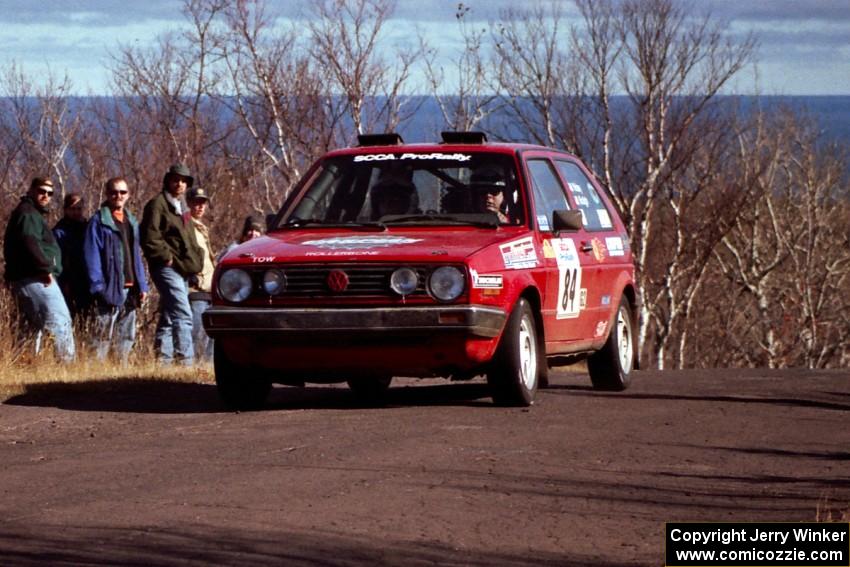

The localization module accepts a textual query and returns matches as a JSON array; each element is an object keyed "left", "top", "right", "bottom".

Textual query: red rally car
[{"left": 203, "top": 132, "right": 637, "bottom": 409}]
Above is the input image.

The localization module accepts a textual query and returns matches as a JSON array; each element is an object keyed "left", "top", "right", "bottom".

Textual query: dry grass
[
  {"left": 0, "top": 359, "right": 212, "bottom": 402},
  {"left": 816, "top": 494, "right": 850, "bottom": 522},
  {"left": 0, "top": 286, "right": 212, "bottom": 402}
]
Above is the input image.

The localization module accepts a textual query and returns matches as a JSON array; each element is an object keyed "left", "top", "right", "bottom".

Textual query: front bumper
[{"left": 202, "top": 305, "right": 507, "bottom": 339}]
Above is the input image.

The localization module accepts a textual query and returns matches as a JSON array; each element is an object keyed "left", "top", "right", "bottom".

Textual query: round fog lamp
[
  {"left": 428, "top": 266, "right": 465, "bottom": 302},
  {"left": 219, "top": 269, "right": 252, "bottom": 302},
  {"left": 390, "top": 267, "right": 419, "bottom": 296},
  {"left": 262, "top": 269, "right": 287, "bottom": 295}
]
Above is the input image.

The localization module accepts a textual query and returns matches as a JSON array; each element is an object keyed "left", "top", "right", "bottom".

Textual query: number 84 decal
[{"left": 552, "top": 238, "right": 583, "bottom": 319}]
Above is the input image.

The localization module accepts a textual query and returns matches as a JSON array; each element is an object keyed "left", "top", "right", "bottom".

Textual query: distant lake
[
  {"left": 399, "top": 95, "right": 850, "bottom": 147},
  {"left": 16, "top": 94, "right": 850, "bottom": 148}
]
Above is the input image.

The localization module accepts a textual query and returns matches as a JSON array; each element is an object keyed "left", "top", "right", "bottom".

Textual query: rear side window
[
  {"left": 555, "top": 160, "right": 613, "bottom": 231},
  {"left": 526, "top": 159, "right": 570, "bottom": 232}
]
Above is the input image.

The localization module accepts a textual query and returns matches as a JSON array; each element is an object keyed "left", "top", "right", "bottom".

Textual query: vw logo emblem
[{"left": 327, "top": 269, "right": 349, "bottom": 293}]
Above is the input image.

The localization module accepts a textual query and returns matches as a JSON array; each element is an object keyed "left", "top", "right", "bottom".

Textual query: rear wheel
[
  {"left": 487, "top": 298, "right": 540, "bottom": 406},
  {"left": 587, "top": 298, "right": 634, "bottom": 391},
  {"left": 214, "top": 344, "right": 271, "bottom": 411}
]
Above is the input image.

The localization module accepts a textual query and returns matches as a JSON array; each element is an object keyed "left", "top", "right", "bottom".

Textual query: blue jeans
[
  {"left": 12, "top": 276, "right": 76, "bottom": 362},
  {"left": 151, "top": 266, "right": 194, "bottom": 366},
  {"left": 190, "top": 298, "right": 213, "bottom": 363},
  {"left": 92, "top": 288, "right": 137, "bottom": 365}
]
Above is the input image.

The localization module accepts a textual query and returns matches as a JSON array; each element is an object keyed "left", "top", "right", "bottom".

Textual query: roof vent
[
  {"left": 357, "top": 133, "right": 404, "bottom": 147},
  {"left": 440, "top": 131, "right": 487, "bottom": 144}
]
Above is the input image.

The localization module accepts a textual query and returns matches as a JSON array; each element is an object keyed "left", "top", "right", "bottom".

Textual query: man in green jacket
[
  {"left": 3, "top": 177, "right": 76, "bottom": 362},
  {"left": 141, "top": 163, "right": 203, "bottom": 365}
]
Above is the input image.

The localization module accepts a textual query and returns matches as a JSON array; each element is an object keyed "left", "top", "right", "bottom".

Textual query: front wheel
[
  {"left": 214, "top": 344, "right": 271, "bottom": 411},
  {"left": 487, "top": 298, "right": 540, "bottom": 406},
  {"left": 587, "top": 298, "right": 635, "bottom": 391}
]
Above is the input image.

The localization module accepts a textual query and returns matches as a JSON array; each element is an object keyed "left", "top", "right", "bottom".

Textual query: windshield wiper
[
  {"left": 284, "top": 218, "right": 386, "bottom": 231},
  {"left": 338, "top": 221, "right": 387, "bottom": 231},
  {"left": 381, "top": 214, "right": 499, "bottom": 228},
  {"left": 284, "top": 217, "right": 325, "bottom": 227}
]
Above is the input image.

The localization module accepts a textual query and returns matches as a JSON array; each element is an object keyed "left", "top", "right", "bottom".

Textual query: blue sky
[{"left": 0, "top": 0, "right": 847, "bottom": 95}]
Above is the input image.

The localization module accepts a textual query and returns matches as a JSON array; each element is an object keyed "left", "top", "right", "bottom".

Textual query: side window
[
  {"left": 555, "top": 160, "right": 613, "bottom": 231},
  {"left": 526, "top": 159, "right": 570, "bottom": 232}
]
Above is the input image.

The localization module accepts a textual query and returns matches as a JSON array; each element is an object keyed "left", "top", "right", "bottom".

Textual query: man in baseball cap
[
  {"left": 140, "top": 163, "right": 203, "bottom": 365},
  {"left": 186, "top": 186, "right": 215, "bottom": 363}
]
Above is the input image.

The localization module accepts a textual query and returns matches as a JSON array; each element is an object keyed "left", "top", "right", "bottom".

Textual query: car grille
[{"left": 255, "top": 264, "right": 433, "bottom": 297}]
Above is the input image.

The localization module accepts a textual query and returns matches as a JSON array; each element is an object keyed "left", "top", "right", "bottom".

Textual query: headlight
[
  {"left": 390, "top": 267, "right": 418, "bottom": 296},
  {"left": 428, "top": 266, "right": 465, "bottom": 302},
  {"left": 219, "top": 269, "right": 252, "bottom": 302},
  {"left": 262, "top": 269, "right": 287, "bottom": 295}
]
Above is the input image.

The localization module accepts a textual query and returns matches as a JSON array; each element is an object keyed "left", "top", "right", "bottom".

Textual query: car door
[
  {"left": 553, "top": 158, "right": 626, "bottom": 342},
  {"left": 524, "top": 155, "right": 594, "bottom": 344}
]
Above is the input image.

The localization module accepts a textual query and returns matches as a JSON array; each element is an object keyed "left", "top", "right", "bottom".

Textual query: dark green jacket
[
  {"left": 140, "top": 192, "right": 203, "bottom": 277},
  {"left": 3, "top": 196, "right": 62, "bottom": 282}
]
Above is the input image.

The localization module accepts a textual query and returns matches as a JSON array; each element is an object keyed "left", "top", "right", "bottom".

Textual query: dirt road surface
[{"left": 0, "top": 368, "right": 848, "bottom": 566}]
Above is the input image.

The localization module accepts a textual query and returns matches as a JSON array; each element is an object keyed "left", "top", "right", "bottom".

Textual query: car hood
[{"left": 219, "top": 227, "right": 528, "bottom": 264}]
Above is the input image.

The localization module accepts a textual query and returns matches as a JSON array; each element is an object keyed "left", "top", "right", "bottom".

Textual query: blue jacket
[{"left": 84, "top": 205, "right": 149, "bottom": 307}]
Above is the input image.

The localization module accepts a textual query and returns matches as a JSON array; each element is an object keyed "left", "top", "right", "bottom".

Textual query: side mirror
[
  {"left": 265, "top": 213, "right": 276, "bottom": 231},
  {"left": 552, "top": 209, "right": 583, "bottom": 234}
]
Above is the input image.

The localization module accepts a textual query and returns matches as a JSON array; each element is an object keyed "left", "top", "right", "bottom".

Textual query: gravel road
[{"left": 1, "top": 368, "right": 848, "bottom": 566}]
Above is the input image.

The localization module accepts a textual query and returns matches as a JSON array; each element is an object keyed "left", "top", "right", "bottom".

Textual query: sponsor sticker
[
  {"left": 552, "top": 238, "right": 582, "bottom": 319},
  {"left": 594, "top": 320, "right": 608, "bottom": 338},
  {"left": 574, "top": 195, "right": 589, "bottom": 207},
  {"left": 537, "top": 214, "right": 551, "bottom": 231},
  {"left": 605, "top": 236, "right": 625, "bottom": 257},
  {"left": 302, "top": 236, "right": 422, "bottom": 250},
  {"left": 580, "top": 288, "right": 587, "bottom": 309},
  {"left": 304, "top": 250, "right": 379, "bottom": 256},
  {"left": 500, "top": 237, "right": 538, "bottom": 270},
  {"left": 597, "top": 209, "right": 613, "bottom": 229},
  {"left": 353, "top": 153, "right": 471, "bottom": 162},
  {"left": 601, "top": 295, "right": 611, "bottom": 306},
  {"left": 470, "top": 269, "right": 504, "bottom": 289},
  {"left": 542, "top": 239, "right": 556, "bottom": 259},
  {"left": 591, "top": 238, "right": 607, "bottom": 262},
  {"left": 568, "top": 182, "right": 583, "bottom": 194}
]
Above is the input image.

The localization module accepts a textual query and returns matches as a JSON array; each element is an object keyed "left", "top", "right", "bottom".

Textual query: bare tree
[
  {"left": 571, "top": 0, "right": 623, "bottom": 199},
  {"left": 489, "top": 3, "right": 588, "bottom": 152},
  {"left": 109, "top": 0, "right": 228, "bottom": 173},
  {"left": 0, "top": 64, "right": 80, "bottom": 200},
  {"left": 308, "top": 0, "right": 419, "bottom": 140},
  {"left": 212, "top": 0, "right": 330, "bottom": 209},
  {"left": 712, "top": 111, "right": 850, "bottom": 368},
  {"left": 613, "top": 0, "right": 756, "bottom": 367},
  {"left": 420, "top": 2, "right": 499, "bottom": 132}
]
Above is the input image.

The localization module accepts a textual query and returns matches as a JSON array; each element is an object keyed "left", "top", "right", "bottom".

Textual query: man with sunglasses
[
  {"left": 3, "top": 177, "right": 76, "bottom": 362},
  {"left": 84, "top": 177, "right": 149, "bottom": 364}
]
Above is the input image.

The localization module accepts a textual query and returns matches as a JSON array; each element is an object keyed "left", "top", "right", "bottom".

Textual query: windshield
[{"left": 282, "top": 152, "right": 525, "bottom": 227}]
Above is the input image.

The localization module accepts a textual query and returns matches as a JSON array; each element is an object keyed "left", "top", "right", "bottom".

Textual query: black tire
[
  {"left": 587, "top": 298, "right": 635, "bottom": 391},
  {"left": 487, "top": 298, "right": 541, "bottom": 406},
  {"left": 214, "top": 344, "right": 271, "bottom": 411},
  {"left": 347, "top": 376, "right": 393, "bottom": 404},
  {"left": 538, "top": 349, "right": 551, "bottom": 389}
]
